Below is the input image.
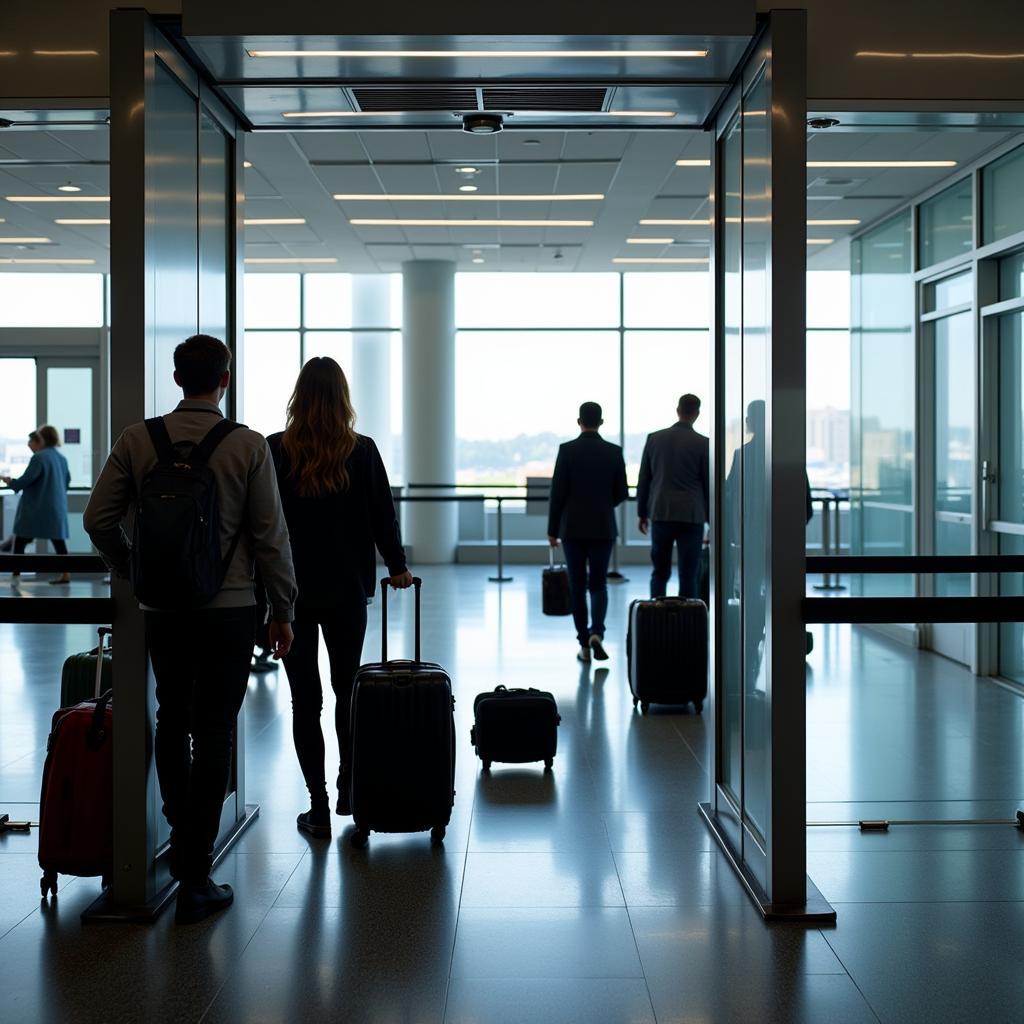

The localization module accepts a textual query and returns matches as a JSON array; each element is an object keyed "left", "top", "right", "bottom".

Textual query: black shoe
[
  {"left": 589, "top": 634, "right": 609, "bottom": 661},
  {"left": 297, "top": 808, "right": 332, "bottom": 838},
  {"left": 336, "top": 770, "right": 352, "bottom": 816},
  {"left": 174, "top": 878, "right": 234, "bottom": 925}
]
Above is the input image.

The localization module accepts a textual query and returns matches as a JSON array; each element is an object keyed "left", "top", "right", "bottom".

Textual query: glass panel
[
  {"left": 720, "top": 110, "right": 743, "bottom": 810},
  {"left": 806, "top": 330, "right": 851, "bottom": 490},
  {"left": 918, "top": 178, "right": 973, "bottom": 269},
  {"left": 623, "top": 331, "right": 710, "bottom": 483},
  {"left": 807, "top": 270, "right": 850, "bottom": 330},
  {"left": 303, "top": 331, "right": 354, "bottom": 372},
  {"left": 998, "top": 310, "right": 1024, "bottom": 524},
  {"left": 934, "top": 311, "right": 973, "bottom": 596},
  {"left": 198, "top": 111, "right": 229, "bottom": 340},
  {"left": 0, "top": 359, "right": 37, "bottom": 478},
  {"left": 850, "top": 210, "right": 915, "bottom": 596},
  {"left": 999, "top": 252, "right": 1024, "bottom": 301},
  {"left": 244, "top": 273, "right": 300, "bottom": 329},
  {"left": 622, "top": 273, "right": 710, "bottom": 328},
  {"left": 741, "top": 71, "right": 771, "bottom": 845},
  {"left": 455, "top": 330, "right": 619, "bottom": 484},
  {"left": 303, "top": 274, "right": 353, "bottom": 328},
  {"left": 998, "top": 533, "right": 1024, "bottom": 684},
  {"left": 455, "top": 273, "right": 619, "bottom": 328},
  {"left": 241, "top": 331, "right": 300, "bottom": 436},
  {"left": 0, "top": 274, "right": 103, "bottom": 327},
  {"left": 46, "top": 366, "right": 93, "bottom": 487},
  {"left": 983, "top": 143, "right": 1024, "bottom": 246},
  {"left": 924, "top": 271, "right": 972, "bottom": 313}
]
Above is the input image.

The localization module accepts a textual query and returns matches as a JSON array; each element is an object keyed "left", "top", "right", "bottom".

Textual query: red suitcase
[{"left": 38, "top": 628, "right": 113, "bottom": 896}]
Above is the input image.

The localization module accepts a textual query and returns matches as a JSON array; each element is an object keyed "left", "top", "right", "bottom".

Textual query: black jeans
[
  {"left": 282, "top": 592, "right": 368, "bottom": 797},
  {"left": 146, "top": 606, "right": 256, "bottom": 883},
  {"left": 13, "top": 536, "right": 67, "bottom": 555},
  {"left": 650, "top": 521, "right": 704, "bottom": 599},
  {"left": 561, "top": 539, "right": 614, "bottom": 647}
]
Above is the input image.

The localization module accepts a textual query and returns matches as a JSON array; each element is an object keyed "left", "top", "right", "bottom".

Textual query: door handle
[{"left": 981, "top": 460, "right": 997, "bottom": 530}]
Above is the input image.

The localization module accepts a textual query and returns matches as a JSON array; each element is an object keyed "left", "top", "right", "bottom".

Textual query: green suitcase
[{"left": 60, "top": 627, "right": 112, "bottom": 708}]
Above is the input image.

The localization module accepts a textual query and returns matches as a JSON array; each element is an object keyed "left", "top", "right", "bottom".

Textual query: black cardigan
[{"left": 267, "top": 432, "right": 407, "bottom": 604}]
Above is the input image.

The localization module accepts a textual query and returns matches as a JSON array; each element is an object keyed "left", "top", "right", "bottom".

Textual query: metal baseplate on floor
[{"left": 0, "top": 813, "right": 33, "bottom": 834}]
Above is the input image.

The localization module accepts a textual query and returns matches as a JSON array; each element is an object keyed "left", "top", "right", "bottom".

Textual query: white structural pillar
[
  {"left": 402, "top": 260, "right": 457, "bottom": 563},
  {"left": 351, "top": 274, "right": 392, "bottom": 466}
]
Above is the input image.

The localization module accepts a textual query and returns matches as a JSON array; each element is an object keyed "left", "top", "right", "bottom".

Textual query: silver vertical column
[{"left": 402, "top": 261, "right": 457, "bottom": 563}]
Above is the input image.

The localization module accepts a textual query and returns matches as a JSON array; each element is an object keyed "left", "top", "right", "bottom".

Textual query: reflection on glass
[
  {"left": 46, "top": 366, "right": 93, "bottom": 487},
  {"left": 999, "top": 253, "right": 1024, "bottom": 301},
  {"left": 983, "top": 143, "right": 1024, "bottom": 245},
  {"left": 850, "top": 210, "right": 915, "bottom": 596},
  {"left": 918, "top": 178, "right": 973, "bottom": 269},
  {"left": 241, "top": 331, "right": 300, "bottom": 436},
  {"left": 934, "top": 310, "right": 974, "bottom": 595},
  {"left": 925, "top": 271, "right": 972, "bottom": 313},
  {"left": 999, "top": 311, "right": 1024, "bottom": 526},
  {"left": 999, "top": 534, "right": 1024, "bottom": 684}
]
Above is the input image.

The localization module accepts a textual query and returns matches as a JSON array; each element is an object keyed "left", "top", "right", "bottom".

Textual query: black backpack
[{"left": 130, "top": 416, "right": 245, "bottom": 610}]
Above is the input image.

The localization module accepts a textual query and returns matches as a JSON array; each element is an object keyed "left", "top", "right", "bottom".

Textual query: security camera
[{"left": 462, "top": 112, "right": 504, "bottom": 135}]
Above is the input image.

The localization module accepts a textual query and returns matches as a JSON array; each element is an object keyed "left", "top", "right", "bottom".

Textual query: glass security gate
[{"left": 700, "top": 11, "right": 834, "bottom": 921}]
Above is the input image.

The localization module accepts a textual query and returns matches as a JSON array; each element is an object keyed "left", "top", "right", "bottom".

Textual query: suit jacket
[
  {"left": 547, "top": 432, "right": 628, "bottom": 541},
  {"left": 637, "top": 422, "right": 709, "bottom": 525}
]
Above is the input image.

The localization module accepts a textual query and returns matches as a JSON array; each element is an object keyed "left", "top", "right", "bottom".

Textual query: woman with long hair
[{"left": 268, "top": 357, "right": 411, "bottom": 838}]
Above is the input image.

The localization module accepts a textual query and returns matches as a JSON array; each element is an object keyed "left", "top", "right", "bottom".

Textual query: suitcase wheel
[
  {"left": 544, "top": 758, "right": 553, "bottom": 771},
  {"left": 482, "top": 760, "right": 492, "bottom": 772},
  {"left": 640, "top": 702, "right": 650, "bottom": 714},
  {"left": 694, "top": 700, "right": 704, "bottom": 715},
  {"left": 430, "top": 826, "right": 446, "bottom": 846},
  {"left": 40, "top": 870, "right": 58, "bottom": 898},
  {"left": 350, "top": 829, "right": 369, "bottom": 850}
]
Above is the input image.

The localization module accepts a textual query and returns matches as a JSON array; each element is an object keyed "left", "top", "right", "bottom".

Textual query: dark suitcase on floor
[
  {"left": 348, "top": 577, "right": 455, "bottom": 849},
  {"left": 542, "top": 547, "right": 571, "bottom": 616},
  {"left": 626, "top": 597, "right": 708, "bottom": 713},
  {"left": 471, "top": 686, "right": 561, "bottom": 771},
  {"left": 60, "top": 626, "right": 112, "bottom": 708}
]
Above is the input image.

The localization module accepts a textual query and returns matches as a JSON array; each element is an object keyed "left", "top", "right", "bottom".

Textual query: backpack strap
[
  {"left": 190, "top": 418, "right": 245, "bottom": 465},
  {"left": 144, "top": 417, "right": 177, "bottom": 463}
]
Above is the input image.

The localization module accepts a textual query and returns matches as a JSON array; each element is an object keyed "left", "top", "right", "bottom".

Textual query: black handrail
[
  {"left": 806, "top": 555, "right": 1024, "bottom": 574},
  {"left": 804, "top": 596, "right": 1024, "bottom": 624}
]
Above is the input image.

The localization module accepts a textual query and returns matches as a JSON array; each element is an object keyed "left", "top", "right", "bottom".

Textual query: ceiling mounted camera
[{"left": 462, "top": 112, "right": 504, "bottom": 135}]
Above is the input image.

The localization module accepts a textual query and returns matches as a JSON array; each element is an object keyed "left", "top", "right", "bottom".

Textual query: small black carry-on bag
[
  {"left": 626, "top": 597, "right": 708, "bottom": 713},
  {"left": 471, "top": 686, "right": 561, "bottom": 772},
  {"left": 60, "top": 626, "right": 112, "bottom": 708},
  {"left": 542, "top": 546, "right": 572, "bottom": 616},
  {"left": 348, "top": 577, "right": 455, "bottom": 849}
]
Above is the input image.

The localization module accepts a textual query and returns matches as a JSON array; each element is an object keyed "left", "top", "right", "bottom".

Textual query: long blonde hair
[{"left": 281, "top": 357, "right": 358, "bottom": 497}]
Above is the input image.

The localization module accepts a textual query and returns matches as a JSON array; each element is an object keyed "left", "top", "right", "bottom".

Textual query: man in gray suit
[{"left": 637, "top": 393, "right": 709, "bottom": 599}]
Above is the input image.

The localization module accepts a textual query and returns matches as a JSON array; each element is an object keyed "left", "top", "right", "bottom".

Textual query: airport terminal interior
[{"left": 3, "top": 2, "right": 1024, "bottom": 1021}]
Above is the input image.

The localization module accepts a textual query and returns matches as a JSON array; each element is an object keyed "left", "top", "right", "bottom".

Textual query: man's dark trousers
[
  {"left": 650, "top": 521, "right": 704, "bottom": 599},
  {"left": 146, "top": 606, "right": 256, "bottom": 883},
  {"left": 561, "top": 539, "right": 614, "bottom": 646}
]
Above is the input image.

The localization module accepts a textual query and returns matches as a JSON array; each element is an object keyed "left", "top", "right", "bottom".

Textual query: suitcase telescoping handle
[
  {"left": 380, "top": 576, "right": 423, "bottom": 663},
  {"left": 94, "top": 626, "right": 112, "bottom": 699}
]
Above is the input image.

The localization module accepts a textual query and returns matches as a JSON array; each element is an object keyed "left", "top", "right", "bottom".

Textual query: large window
[
  {"left": 0, "top": 358, "right": 37, "bottom": 479},
  {"left": 0, "top": 273, "right": 104, "bottom": 328}
]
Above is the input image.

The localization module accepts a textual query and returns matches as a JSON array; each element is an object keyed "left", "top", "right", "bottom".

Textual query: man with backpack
[{"left": 84, "top": 335, "right": 297, "bottom": 925}]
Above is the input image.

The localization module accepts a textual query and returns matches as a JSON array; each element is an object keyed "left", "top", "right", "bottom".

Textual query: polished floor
[{"left": 1, "top": 566, "right": 1023, "bottom": 1022}]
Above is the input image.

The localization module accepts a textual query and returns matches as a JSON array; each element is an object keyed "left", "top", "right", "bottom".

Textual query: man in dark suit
[
  {"left": 637, "top": 393, "right": 710, "bottom": 600},
  {"left": 548, "top": 402, "right": 628, "bottom": 663}
]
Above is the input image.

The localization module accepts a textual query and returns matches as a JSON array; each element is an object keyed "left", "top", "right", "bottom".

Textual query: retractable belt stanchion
[{"left": 488, "top": 496, "right": 513, "bottom": 583}]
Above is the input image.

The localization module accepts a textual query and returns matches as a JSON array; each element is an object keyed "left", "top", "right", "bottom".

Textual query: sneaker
[
  {"left": 296, "top": 807, "right": 332, "bottom": 839},
  {"left": 174, "top": 878, "right": 234, "bottom": 925},
  {"left": 577, "top": 646, "right": 592, "bottom": 664},
  {"left": 589, "top": 635, "right": 609, "bottom": 661}
]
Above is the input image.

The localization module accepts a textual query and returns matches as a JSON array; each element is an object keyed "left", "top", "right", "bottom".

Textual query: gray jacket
[
  {"left": 636, "top": 422, "right": 709, "bottom": 525},
  {"left": 84, "top": 400, "right": 298, "bottom": 621}
]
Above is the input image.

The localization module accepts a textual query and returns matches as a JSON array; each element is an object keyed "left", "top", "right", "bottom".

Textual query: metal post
[
  {"left": 832, "top": 491, "right": 847, "bottom": 591},
  {"left": 488, "top": 496, "right": 513, "bottom": 583},
  {"left": 814, "top": 496, "right": 832, "bottom": 589}
]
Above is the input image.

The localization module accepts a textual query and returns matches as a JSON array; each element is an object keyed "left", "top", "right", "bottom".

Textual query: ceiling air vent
[
  {"left": 352, "top": 88, "right": 478, "bottom": 112},
  {"left": 481, "top": 88, "right": 607, "bottom": 112}
]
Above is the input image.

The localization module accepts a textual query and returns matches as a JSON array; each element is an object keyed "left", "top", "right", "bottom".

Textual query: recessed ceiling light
[
  {"left": 455, "top": 166, "right": 479, "bottom": 174},
  {"left": 334, "top": 193, "right": 603, "bottom": 202},
  {"left": 675, "top": 159, "right": 712, "bottom": 167},
  {"left": 523, "top": 139, "right": 542, "bottom": 146},
  {"left": 472, "top": 257, "right": 485, "bottom": 264},
  {"left": 57, "top": 183, "right": 81, "bottom": 193},
  {"left": 0, "top": 236, "right": 52, "bottom": 244},
  {"left": 282, "top": 110, "right": 407, "bottom": 118},
  {"left": 244, "top": 257, "right": 338, "bottom": 264},
  {"left": 5, "top": 195, "right": 109, "bottom": 202},
  {"left": 33, "top": 50, "right": 99, "bottom": 57},
  {"left": 248, "top": 48, "right": 708, "bottom": 59},
  {"left": 627, "top": 237, "right": 674, "bottom": 244},
  {"left": 807, "top": 238, "right": 835, "bottom": 245},
  {"left": 243, "top": 160, "right": 253, "bottom": 168},
  {"left": 806, "top": 218, "right": 861, "bottom": 225},
  {"left": 806, "top": 160, "right": 957, "bottom": 168},
  {"left": 0, "top": 258, "right": 95, "bottom": 265},
  {"left": 54, "top": 218, "right": 110, "bottom": 225},
  {"left": 243, "top": 218, "right": 307, "bottom": 225},
  {"left": 640, "top": 218, "right": 711, "bottom": 226},
  {"left": 612, "top": 257, "right": 709, "bottom": 265},
  {"left": 608, "top": 111, "right": 676, "bottom": 118},
  {"left": 350, "top": 218, "right": 593, "bottom": 227},
  {"left": 459, "top": 185, "right": 479, "bottom": 193}
]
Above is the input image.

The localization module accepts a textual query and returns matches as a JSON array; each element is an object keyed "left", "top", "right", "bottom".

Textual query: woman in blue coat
[{"left": 1, "top": 425, "right": 72, "bottom": 584}]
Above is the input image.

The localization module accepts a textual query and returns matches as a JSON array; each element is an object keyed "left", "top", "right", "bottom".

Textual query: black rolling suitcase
[
  {"left": 626, "top": 597, "right": 707, "bottom": 713},
  {"left": 348, "top": 577, "right": 455, "bottom": 849},
  {"left": 471, "top": 686, "right": 560, "bottom": 771},
  {"left": 60, "top": 627, "right": 112, "bottom": 708},
  {"left": 542, "top": 547, "right": 571, "bottom": 616}
]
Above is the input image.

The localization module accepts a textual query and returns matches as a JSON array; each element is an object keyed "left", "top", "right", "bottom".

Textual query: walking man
[{"left": 637, "top": 393, "right": 709, "bottom": 600}]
